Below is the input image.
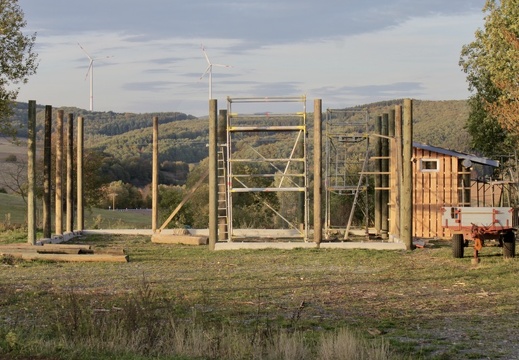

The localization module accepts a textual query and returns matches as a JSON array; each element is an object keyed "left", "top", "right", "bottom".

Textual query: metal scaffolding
[
  {"left": 223, "top": 96, "right": 308, "bottom": 241},
  {"left": 324, "top": 109, "right": 370, "bottom": 239}
]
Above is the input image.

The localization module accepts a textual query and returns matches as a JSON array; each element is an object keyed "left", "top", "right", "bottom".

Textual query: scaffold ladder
[{"left": 217, "top": 146, "right": 228, "bottom": 240}]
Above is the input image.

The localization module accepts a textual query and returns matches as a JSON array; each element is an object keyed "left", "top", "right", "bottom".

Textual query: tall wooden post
[
  {"left": 152, "top": 116, "right": 159, "bottom": 233},
  {"left": 77, "top": 116, "right": 84, "bottom": 231},
  {"left": 313, "top": 99, "right": 322, "bottom": 245},
  {"left": 374, "top": 115, "right": 382, "bottom": 234},
  {"left": 217, "top": 109, "right": 228, "bottom": 241},
  {"left": 55, "top": 110, "right": 64, "bottom": 235},
  {"left": 402, "top": 99, "right": 413, "bottom": 250},
  {"left": 43, "top": 105, "right": 52, "bottom": 238},
  {"left": 27, "top": 100, "right": 37, "bottom": 245},
  {"left": 394, "top": 105, "right": 403, "bottom": 240},
  {"left": 66, "top": 113, "right": 74, "bottom": 233},
  {"left": 381, "top": 113, "right": 389, "bottom": 239},
  {"left": 208, "top": 100, "right": 218, "bottom": 250},
  {"left": 388, "top": 109, "right": 397, "bottom": 239}
]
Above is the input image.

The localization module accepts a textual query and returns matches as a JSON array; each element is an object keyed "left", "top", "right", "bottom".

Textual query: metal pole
[
  {"left": 209, "top": 99, "right": 218, "bottom": 250},
  {"left": 66, "top": 113, "right": 74, "bottom": 233},
  {"left": 297, "top": 126, "right": 305, "bottom": 233},
  {"left": 77, "top": 116, "right": 84, "bottom": 231},
  {"left": 55, "top": 110, "right": 64, "bottom": 235},
  {"left": 90, "top": 64, "right": 94, "bottom": 111},
  {"left": 27, "top": 100, "right": 37, "bottom": 245},
  {"left": 43, "top": 105, "right": 52, "bottom": 238},
  {"left": 314, "top": 99, "right": 322, "bottom": 245},
  {"left": 152, "top": 116, "right": 159, "bottom": 232},
  {"left": 402, "top": 99, "right": 414, "bottom": 250}
]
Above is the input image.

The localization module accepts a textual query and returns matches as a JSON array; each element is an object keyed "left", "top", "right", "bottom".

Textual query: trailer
[{"left": 441, "top": 207, "right": 517, "bottom": 262}]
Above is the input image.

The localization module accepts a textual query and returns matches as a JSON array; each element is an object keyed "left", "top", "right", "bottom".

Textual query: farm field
[
  {"left": 0, "top": 193, "right": 153, "bottom": 232},
  {"left": 0, "top": 232, "right": 518, "bottom": 359}
]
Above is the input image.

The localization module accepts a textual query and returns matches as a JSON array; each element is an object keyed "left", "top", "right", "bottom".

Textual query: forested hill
[
  {"left": 7, "top": 98, "right": 471, "bottom": 168},
  {"left": 9, "top": 102, "right": 196, "bottom": 138},
  {"left": 345, "top": 99, "right": 471, "bottom": 152}
]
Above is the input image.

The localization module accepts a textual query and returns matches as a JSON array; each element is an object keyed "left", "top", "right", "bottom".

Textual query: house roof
[{"left": 413, "top": 142, "right": 500, "bottom": 168}]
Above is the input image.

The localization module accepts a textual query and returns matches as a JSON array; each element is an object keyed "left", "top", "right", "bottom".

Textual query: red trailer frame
[{"left": 441, "top": 207, "right": 517, "bottom": 262}]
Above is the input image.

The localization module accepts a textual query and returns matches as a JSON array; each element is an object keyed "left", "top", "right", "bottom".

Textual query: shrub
[{"left": 4, "top": 154, "right": 17, "bottom": 163}]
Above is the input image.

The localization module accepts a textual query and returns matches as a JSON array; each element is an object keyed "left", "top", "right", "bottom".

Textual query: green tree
[
  {"left": 459, "top": 0, "right": 519, "bottom": 155},
  {"left": 158, "top": 185, "right": 194, "bottom": 228},
  {"left": 0, "top": 0, "right": 38, "bottom": 136}
]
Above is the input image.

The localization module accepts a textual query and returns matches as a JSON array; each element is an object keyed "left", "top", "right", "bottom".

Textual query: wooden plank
[
  {"left": 37, "top": 248, "right": 81, "bottom": 254},
  {"left": 434, "top": 155, "right": 446, "bottom": 237},
  {"left": 422, "top": 151, "right": 431, "bottom": 237},
  {"left": 0, "top": 252, "right": 129, "bottom": 262},
  {"left": 429, "top": 154, "right": 438, "bottom": 237},
  {"left": 414, "top": 148, "right": 424, "bottom": 237},
  {"left": 0, "top": 244, "right": 92, "bottom": 254},
  {"left": 159, "top": 169, "right": 209, "bottom": 231},
  {"left": 443, "top": 155, "right": 452, "bottom": 206},
  {"left": 43, "top": 243, "right": 92, "bottom": 250},
  {"left": 452, "top": 157, "right": 459, "bottom": 205}
]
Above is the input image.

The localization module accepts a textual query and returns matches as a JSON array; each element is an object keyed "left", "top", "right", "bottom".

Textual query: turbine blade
[
  {"left": 78, "top": 42, "right": 92, "bottom": 60},
  {"left": 213, "top": 63, "right": 232, "bottom": 68},
  {"left": 94, "top": 55, "right": 114, "bottom": 61},
  {"left": 202, "top": 48, "right": 211, "bottom": 65},
  {"left": 200, "top": 64, "right": 211, "bottom": 80},
  {"left": 84, "top": 60, "right": 93, "bottom": 80}
]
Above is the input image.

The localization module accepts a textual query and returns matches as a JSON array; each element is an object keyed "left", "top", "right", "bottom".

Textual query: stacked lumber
[{"left": 0, "top": 243, "right": 129, "bottom": 262}]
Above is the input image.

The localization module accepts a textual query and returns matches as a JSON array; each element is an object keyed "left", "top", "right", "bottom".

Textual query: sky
[{"left": 15, "top": 0, "right": 486, "bottom": 117}]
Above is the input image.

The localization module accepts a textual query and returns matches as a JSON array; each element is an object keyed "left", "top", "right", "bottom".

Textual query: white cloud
[{"left": 15, "top": 1, "right": 485, "bottom": 115}]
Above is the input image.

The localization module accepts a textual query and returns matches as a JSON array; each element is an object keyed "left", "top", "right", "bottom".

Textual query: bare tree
[{"left": 0, "top": 158, "right": 28, "bottom": 203}]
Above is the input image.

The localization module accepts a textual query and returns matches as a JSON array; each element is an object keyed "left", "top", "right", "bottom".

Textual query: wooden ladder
[{"left": 217, "top": 146, "right": 229, "bottom": 241}]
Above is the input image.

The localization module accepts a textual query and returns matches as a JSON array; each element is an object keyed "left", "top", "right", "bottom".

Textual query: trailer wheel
[
  {"left": 503, "top": 231, "right": 516, "bottom": 259},
  {"left": 452, "top": 234, "right": 464, "bottom": 258}
]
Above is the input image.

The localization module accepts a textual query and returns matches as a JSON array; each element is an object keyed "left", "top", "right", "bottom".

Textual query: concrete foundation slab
[{"left": 214, "top": 241, "right": 406, "bottom": 250}]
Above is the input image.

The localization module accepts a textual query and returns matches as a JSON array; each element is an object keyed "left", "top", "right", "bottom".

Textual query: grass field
[
  {"left": 0, "top": 230, "right": 518, "bottom": 359},
  {"left": 0, "top": 193, "right": 152, "bottom": 231},
  {"left": 1, "top": 193, "right": 519, "bottom": 358}
]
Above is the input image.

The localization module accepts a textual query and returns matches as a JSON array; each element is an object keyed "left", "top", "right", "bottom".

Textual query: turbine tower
[
  {"left": 78, "top": 43, "right": 112, "bottom": 111},
  {"left": 200, "top": 44, "right": 232, "bottom": 100}
]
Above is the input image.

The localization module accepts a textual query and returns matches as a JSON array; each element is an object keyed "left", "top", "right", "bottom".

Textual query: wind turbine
[
  {"left": 78, "top": 43, "right": 112, "bottom": 111},
  {"left": 200, "top": 44, "right": 232, "bottom": 100}
]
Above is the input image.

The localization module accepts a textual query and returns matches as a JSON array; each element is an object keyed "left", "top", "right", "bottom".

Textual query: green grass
[
  {"left": 0, "top": 193, "right": 27, "bottom": 227},
  {"left": 0, "top": 193, "right": 152, "bottom": 232},
  {"left": 85, "top": 207, "right": 152, "bottom": 229},
  {"left": 0, "top": 233, "right": 518, "bottom": 359},
  {"left": 1, "top": 194, "right": 518, "bottom": 358}
]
